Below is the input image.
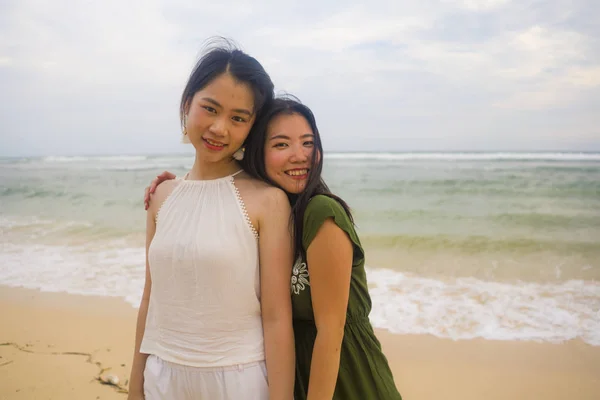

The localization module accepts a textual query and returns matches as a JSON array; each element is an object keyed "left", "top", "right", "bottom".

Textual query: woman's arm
[
  {"left": 127, "top": 195, "right": 159, "bottom": 399},
  {"left": 259, "top": 187, "right": 295, "bottom": 400},
  {"left": 306, "top": 218, "right": 353, "bottom": 400}
]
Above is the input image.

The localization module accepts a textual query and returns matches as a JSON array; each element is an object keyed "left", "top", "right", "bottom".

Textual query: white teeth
[
  {"left": 286, "top": 169, "right": 308, "bottom": 176},
  {"left": 205, "top": 138, "right": 225, "bottom": 147}
]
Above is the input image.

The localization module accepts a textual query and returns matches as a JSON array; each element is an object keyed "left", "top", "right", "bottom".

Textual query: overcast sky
[{"left": 1, "top": 0, "right": 599, "bottom": 157}]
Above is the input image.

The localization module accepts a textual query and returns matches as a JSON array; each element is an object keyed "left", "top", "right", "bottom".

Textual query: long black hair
[
  {"left": 242, "top": 96, "right": 354, "bottom": 261},
  {"left": 180, "top": 38, "right": 274, "bottom": 131}
]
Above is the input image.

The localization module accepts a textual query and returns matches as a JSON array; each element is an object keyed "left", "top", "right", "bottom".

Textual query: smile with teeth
[
  {"left": 286, "top": 169, "right": 308, "bottom": 176},
  {"left": 204, "top": 138, "right": 225, "bottom": 147}
]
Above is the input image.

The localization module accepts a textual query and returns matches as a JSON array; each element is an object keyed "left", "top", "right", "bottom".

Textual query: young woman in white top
[{"left": 127, "top": 43, "right": 295, "bottom": 400}]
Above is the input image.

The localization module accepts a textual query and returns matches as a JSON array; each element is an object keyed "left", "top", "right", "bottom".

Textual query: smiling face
[
  {"left": 184, "top": 72, "right": 256, "bottom": 163},
  {"left": 264, "top": 112, "right": 316, "bottom": 194}
]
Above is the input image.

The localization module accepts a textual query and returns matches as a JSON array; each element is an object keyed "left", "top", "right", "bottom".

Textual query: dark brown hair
[{"left": 179, "top": 38, "right": 274, "bottom": 130}]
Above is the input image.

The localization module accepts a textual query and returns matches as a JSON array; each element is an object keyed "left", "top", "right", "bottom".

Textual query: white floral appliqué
[{"left": 291, "top": 259, "right": 310, "bottom": 295}]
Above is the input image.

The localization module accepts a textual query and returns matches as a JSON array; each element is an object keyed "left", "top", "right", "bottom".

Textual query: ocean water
[{"left": 1, "top": 152, "right": 599, "bottom": 345}]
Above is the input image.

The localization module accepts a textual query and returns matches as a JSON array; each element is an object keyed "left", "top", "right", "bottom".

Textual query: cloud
[
  {"left": 261, "top": 8, "right": 431, "bottom": 51},
  {"left": 0, "top": 57, "right": 13, "bottom": 67},
  {"left": 246, "top": 3, "right": 599, "bottom": 111},
  {"left": 446, "top": 0, "right": 512, "bottom": 11},
  {"left": 1, "top": 0, "right": 191, "bottom": 86},
  {"left": 1, "top": 0, "right": 599, "bottom": 156}
]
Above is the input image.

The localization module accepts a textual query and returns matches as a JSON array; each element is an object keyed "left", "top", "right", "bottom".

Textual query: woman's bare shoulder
[
  {"left": 236, "top": 173, "right": 290, "bottom": 213},
  {"left": 242, "top": 174, "right": 286, "bottom": 198},
  {"left": 149, "top": 179, "right": 182, "bottom": 213}
]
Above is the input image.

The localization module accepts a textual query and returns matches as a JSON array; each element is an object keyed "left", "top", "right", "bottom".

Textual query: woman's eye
[
  {"left": 202, "top": 106, "right": 216, "bottom": 113},
  {"left": 232, "top": 116, "right": 247, "bottom": 123},
  {"left": 273, "top": 143, "right": 288, "bottom": 148},
  {"left": 304, "top": 141, "right": 314, "bottom": 147}
]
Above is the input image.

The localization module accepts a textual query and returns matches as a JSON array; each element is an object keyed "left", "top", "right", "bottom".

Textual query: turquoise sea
[{"left": 1, "top": 152, "right": 599, "bottom": 345}]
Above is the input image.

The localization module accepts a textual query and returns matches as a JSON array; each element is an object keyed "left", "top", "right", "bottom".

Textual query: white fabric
[
  {"left": 144, "top": 355, "right": 269, "bottom": 400},
  {"left": 140, "top": 170, "right": 264, "bottom": 367}
]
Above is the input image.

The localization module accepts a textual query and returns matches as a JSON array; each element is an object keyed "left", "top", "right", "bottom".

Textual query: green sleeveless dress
[{"left": 291, "top": 195, "right": 402, "bottom": 400}]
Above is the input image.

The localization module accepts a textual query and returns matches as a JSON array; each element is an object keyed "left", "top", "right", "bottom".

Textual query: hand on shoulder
[{"left": 147, "top": 179, "right": 181, "bottom": 216}]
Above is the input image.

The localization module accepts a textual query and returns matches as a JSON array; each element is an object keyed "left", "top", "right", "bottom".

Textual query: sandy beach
[{"left": 1, "top": 285, "right": 599, "bottom": 400}]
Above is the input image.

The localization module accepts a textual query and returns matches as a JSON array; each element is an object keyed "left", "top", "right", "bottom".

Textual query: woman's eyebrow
[
  {"left": 269, "top": 134, "right": 290, "bottom": 141},
  {"left": 269, "top": 133, "right": 313, "bottom": 141},
  {"left": 201, "top": 97, "right": 253, "bottom": 116}
]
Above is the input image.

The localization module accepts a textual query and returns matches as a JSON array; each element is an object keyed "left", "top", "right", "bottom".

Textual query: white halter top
[{"left": 140, "top": 170, "right": 264, "bottom": 367}]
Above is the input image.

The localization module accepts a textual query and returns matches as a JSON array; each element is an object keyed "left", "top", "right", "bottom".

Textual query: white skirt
[{"left": 143, "top": 354, "right": 269, "bottom": 400}]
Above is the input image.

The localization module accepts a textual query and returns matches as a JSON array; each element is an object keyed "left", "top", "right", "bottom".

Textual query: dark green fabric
[{"left": 291, "top": 195, "right": 402, "bottom": 400}]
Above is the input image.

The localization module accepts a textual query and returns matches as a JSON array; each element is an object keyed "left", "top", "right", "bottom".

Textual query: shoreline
[{"left": 1, "top": 285, "right": 599, "bottom": 399}]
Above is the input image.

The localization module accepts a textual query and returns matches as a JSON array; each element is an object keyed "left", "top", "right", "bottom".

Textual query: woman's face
[
  {"left": 264, "top": 113, "right": 316, "bottom": 194},
  {"left": 185, "top": 72, "right": 255, "bottom": 163}
]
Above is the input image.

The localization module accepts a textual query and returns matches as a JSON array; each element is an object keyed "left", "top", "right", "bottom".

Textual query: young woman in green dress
[{"left": 145, "top": 97, "right": 402, "bottom": 400}]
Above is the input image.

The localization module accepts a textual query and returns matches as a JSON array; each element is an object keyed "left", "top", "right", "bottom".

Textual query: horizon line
[{"left": 2, "top": 149, "right": 600, "bottom": 159}]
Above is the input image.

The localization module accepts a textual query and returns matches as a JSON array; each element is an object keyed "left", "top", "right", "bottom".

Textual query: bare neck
[{"left": 187, "top": 153, "right": 242, "bottom": 181}]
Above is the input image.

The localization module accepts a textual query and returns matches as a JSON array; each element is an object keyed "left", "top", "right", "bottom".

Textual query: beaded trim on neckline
[{"left": 182, "top": 169, "right": 243, "bottom": 182}]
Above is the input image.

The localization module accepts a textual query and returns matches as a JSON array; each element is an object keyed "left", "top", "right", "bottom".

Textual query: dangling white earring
[
  {"left": 233, "top": 147, "right": 245, "bottom": 161},
  {"left": 181, "top": 115, "right": 190, "bottom": 144}
]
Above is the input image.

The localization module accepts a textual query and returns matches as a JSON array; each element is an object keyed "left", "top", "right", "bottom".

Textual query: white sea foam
[
  {"left": 0, "top": 240, "right": 598, "bottom": 346},
  {"left": 98, "top": 163, "right": 191, "bottom": 171},
  {"left": 0, "top": 216, "right": 94, "bottom": 238},
  {"left": 0, "top": 215, "right": 54, "bottom": 229},
  {"left": 325, "top": 152, "right": 600, "bottom": 161},
  {"left": 367, "top": 268, "right": 600, "bottom": 346},
  {"left": 4, "top": 156, "right": 191, "bottom": 171},
  {"left": 43, "top": 155, "right": 148, "bottom": 162},
  {"left": 0, "top": 242, "right": 146, "bottom": 307}
]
